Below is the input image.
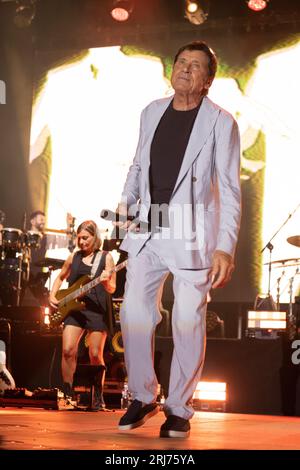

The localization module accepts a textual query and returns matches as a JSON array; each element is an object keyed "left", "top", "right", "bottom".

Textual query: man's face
[
  {"left": 171, "top": 49, "right": 212, "bottom": 97},
  {"left": 31, "top": 214, "right": 46, "bottom": 233}
]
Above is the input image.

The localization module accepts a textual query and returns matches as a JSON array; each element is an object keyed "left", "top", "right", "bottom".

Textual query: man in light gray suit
[{"left": 115, "top": 41, "right": 241, "bottom": 438}]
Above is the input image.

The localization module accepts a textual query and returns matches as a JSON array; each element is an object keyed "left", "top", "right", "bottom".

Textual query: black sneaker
[
  {"left": 159, "top": 415, "right": 190, "bottom": 438},
  {"left": 118, "top": 399, "right": 159, "bottom": 430}
]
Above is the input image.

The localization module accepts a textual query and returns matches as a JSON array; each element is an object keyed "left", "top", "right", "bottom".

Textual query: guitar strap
[
  {"left": 90, "top": 250, "right": 114, "bottom": 336},
  {"left": 90, "top": 250, "right": 104, "bottom": 278}
]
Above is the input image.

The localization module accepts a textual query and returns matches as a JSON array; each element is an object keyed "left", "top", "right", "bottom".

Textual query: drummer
[{"left": 21, "top": 210, "right": 74, "bottom": 306}]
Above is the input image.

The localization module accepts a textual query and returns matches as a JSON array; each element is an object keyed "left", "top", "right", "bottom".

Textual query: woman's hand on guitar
[
  {"left": 100, "top": 267, "right": 116, "bottom": 294},
  {"left": 100, "top": 270, "right": 111, "bottom": 282},
  {"left": 49, "top": 293, "right": 59, "bottom": 309}
]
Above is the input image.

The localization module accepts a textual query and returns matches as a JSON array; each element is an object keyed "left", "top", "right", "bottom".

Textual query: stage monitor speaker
[{"left": 10, "top": 332, "right": 62, "bottom": 390}]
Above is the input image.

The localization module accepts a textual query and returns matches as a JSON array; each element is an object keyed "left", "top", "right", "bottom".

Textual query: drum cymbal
[
  {"left": 287, "top": 235, "right": 300, "bottom": 248},
  {"left": 35, "top": 258, "right": 65, "bottom": 269},
  {"left": 264, "top": 258, "right": 300, "bottom": 266}
]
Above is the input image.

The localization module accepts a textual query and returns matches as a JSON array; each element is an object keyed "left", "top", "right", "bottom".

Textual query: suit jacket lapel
[{"left": 172, "top": 96, "right": 220, "bottom": 197}]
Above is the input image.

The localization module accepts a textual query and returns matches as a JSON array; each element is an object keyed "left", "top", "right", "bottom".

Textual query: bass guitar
[{"left": 50, "top": 259, "right": 127, "bottom": 326}]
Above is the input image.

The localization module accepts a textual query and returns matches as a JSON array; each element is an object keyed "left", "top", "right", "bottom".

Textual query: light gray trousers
[{"left": 120, "top": 233, "right": 212, "bottom": 420}]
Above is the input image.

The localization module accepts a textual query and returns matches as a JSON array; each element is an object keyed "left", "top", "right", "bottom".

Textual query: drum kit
[
  {"left": 0, "top": 225, "right": 64, "bottom": 307},
  {"left": 264, "top": 235, "right": 300, "bottom": 340},
  {"left": 0, "top": 227, "right": 42, "bottom": 306}
]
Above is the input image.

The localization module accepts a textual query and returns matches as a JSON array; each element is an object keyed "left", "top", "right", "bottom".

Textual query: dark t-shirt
[{"left": 149, "top": 100, "right": 200, "bottom": 226}]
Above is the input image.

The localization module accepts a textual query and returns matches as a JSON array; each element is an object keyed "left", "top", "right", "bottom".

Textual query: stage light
[
  {"left": 13, "top": 0, "right": 36, "bottom": 28},
  {"left": 193, "top": 381, "right": 227, "bottom": 411},
  {"left": 246, "top": 310, "right": 286, "bottom": 338},
  {"left": 43, "top": 306, "right": 50, "bottom": 325},
  {"left": 185, "top": 0, "right": 209, "bottom": 25},
  {"left": 247, "top": 0, "right": 269, "bottom": 12},
  {"left": 186, "top": 1, "right": 199, "bottom": 14},
  {"left": 110, "top": 0, "right": 133, "bottom": 22}
]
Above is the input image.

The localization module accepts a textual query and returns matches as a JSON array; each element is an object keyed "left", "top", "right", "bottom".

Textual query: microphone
[{"left": 100, "top": 209, "right": 149, "bottom": 233}]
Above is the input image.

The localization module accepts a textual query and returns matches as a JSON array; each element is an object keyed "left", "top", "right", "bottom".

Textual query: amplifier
[
  {"left": 0, "top": 306, "right": 63, "bottom": 336},
  {"left": 0, "top": 306, "right": 42, "bottom": 322}
]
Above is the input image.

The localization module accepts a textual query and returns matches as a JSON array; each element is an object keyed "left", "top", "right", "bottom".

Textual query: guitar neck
[{"left": 58, "top": 259, "right": 127, "bottom": 307}]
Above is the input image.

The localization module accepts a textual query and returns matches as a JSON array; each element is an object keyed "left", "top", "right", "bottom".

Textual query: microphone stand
[
  {"left": 67, "top": 217, "right": 76, "bottom": 253},
  {"left": 263, "top": 242, "right": 273, "bottom": 298},
  {"left": 261, "top": 202, "right": 300, "bottom": 305},
  {"left": 16, "top": 212, "right": 27, "bottom": 307},
  {"left": 16, "top": 252, "right": 23, "bottom": 307}
]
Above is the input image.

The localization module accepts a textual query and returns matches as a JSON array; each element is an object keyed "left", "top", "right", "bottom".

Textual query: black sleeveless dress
[{"left": 63, "top": 250, "right": 108, "bottom": 332}]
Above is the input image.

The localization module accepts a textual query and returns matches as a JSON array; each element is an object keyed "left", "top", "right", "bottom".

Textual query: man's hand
[
  {"left": 211, "top": 250, "right": 235, "bottom": 289},
  {"left": 114, "top": 203, "right": 139, "bottom": 232}
]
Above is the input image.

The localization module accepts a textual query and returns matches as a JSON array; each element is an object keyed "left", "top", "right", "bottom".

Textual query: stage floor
[{"left": 1, "top": 408, "right": 300, "bottom": 451}]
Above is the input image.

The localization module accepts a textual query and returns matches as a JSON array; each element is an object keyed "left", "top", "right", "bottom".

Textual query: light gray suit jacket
[{"left": 120, "top": 95, "right": 241, "bottom": 269}]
